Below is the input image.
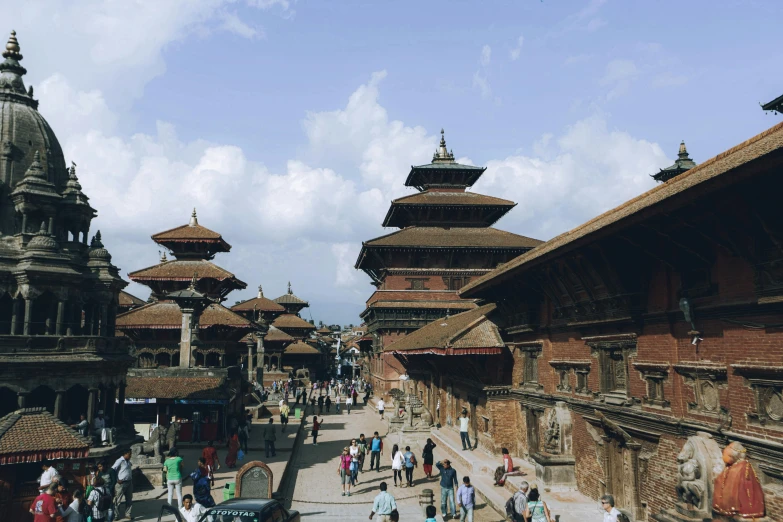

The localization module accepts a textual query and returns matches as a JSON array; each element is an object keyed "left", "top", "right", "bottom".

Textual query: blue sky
[{"left": 7, "top": 0, "right": 783, "bottom": 324}]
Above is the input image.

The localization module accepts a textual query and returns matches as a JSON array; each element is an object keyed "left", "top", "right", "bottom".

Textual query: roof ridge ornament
[
  {"left": 0, "top": 30, "right": 28, "bottom": 93},
  {"left": 432, "top": 128, "right": 455, "bottom": 163},
  {"left": 287, "top": 281, "right": 292, "bottom": 294},
  {"left": 652, "top": 140, "right": 696, "bottom": 183},
  {"left": 189, "top": 272, "right": 198, "bottom": 290},
  {"left": 24, "top": 150, "right": 45, "bottom": 178},
  {"left": 258, "top": 284, "right": 264, "bottom": 298},
  {"left": 189, "top": 208, "right": 198, "bottom": 226},
  {"left": 3, "top": 30, "right": 22, "bottom": 60}
]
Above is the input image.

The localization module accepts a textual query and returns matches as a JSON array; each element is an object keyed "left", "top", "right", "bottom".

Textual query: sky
[{"left": 5, "top": 0, "right": 782, "bottom": 325}]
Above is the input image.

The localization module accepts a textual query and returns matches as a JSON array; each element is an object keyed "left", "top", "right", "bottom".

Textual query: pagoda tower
[{"left": 355, "top": 130, "right": 542, "bottom": 392}]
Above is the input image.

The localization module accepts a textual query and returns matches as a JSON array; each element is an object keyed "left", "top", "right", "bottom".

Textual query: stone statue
[
  {"left": 130, "top": 422, "right": 181, "bottom": 463},
  {"left": 712, "top": 441, "right": 766, "bottom": 519},
  {"left": 676, "top": 440, "right": 704, "bottom": 508},
  {"left": 543, "top": 409, "right": 560, "bottom": 453}
]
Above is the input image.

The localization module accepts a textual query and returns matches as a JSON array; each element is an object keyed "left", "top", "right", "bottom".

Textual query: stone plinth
[{"left": 531, "top": 452, "right": 576, "bottom": 487}]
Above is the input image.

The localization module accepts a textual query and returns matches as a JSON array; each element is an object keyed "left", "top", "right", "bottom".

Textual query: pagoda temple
[
  {"left": 116, "top": 210, "right": 253, "bottom": 441},
  {"left": 0, "top": 30, "right": 133, "bottom": 518},
  {"left": 355, "top": 130, "right": 542, "bottom": 392}
]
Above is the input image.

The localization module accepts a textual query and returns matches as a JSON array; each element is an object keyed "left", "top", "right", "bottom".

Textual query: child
[{"left": 425, "top": 505, "right": 437, "bottom": 522}]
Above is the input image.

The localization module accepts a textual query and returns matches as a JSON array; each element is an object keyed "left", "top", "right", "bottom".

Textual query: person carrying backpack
[
  {"left": 523, "top": 488, "right": 552, "bottom": 522},
  {"left": 86, "top": 477, "right": 112, "bottom": 521},
  {"left": 505, "top": 481, "right": 529, "bottom": 522}
]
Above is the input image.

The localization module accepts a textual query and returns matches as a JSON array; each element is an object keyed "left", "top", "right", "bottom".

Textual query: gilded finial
[
  {"left": 189, "top": 272, "right": 198, "bottom": 290},
  {"left": 258, "top": 284, "right": 264, "bottom": 298},
  {"left": 189, "top": 208, "right": 198, "bottom": 226},
  {"left": 287, "top": 281, "right": 292, "bottom": 294},
  {"left": 3, "top": 30, "right": 21, "bottom": 60},
  {"left": 433, "top": 128, "right": 454, "bottom": 162},
  {"left": 679, "top": 140, "right": 687, "bottom": 155},
  {"left": 38, "top": 221, "right": 47, "bottom": 235},
  {"left": 440, "top": 128, "right": 446, "bottom": 146},
  {"left": 160, "top": 250, "right": 167, "bottom": 262},
  {"left": 69, "top": 161, "right": 77, "bottom": 179}
]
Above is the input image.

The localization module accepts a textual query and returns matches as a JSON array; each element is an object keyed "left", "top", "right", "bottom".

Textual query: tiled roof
[
  {"left": 272, "top": 314, "right": 316, "bottom": 330},
  {"left": 368, "top": 300, "right": 477, "bottom": 310},
  {"left": 116, "top": 302, "right": 254, "bottom": 329},
  {"left": 152, "top": 223, "right": 225, "bottom": 241},
  {"left": 129, "top": 260, "right": 246, "bottom": 286},
  {"left": 362, "top": 227, "right": 542, "bottom": 249},
  {"left": 284, "top": 341, "right": 321, "bottom": 355},
  {"left": 390, "top": 191, "right": 515, "bottom": 207},
  {"left": 264, "top": 326, "right": 295, "bottom": 342},
  {"left": 125, "top": 376, "right": 228, "bottom": 400},
  {"left": 273, "top": 293, "right": 309, "bottom": 306},
  {"left": 461, "top": 121, "right": 783, "bottom": 297},
  {"left": 231, "top": 296, "right": 285, "bottom": 313},
  {"left": 367, "top": 290, "right": 462, "bottom": 305},
  {"left": 119, "top": 290, "right": 146, "bottom": 307},
  {"left": 0, "top": 408, "right": 91, "bottom": 464},
  {"left": 316, "top": 326, "right": 332, "bottom": 334},
  {"left": 384, "top": 303, "right": 504, "bottom": 355}
]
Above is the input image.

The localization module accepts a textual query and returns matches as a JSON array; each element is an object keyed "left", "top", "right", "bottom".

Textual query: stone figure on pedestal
[{"left": 712, "top": 441, "right": 765, "bottom": 520}]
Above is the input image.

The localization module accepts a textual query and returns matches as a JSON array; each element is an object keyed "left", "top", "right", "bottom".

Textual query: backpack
[
  {"left": 95, "top": 487, "right": 112, "bottom": 511},
  {"left": 409, "top": 454, "right": 416, "bottom": 465},
  {"left": 616, "top": 512, "right": 631, "bottom": 522},
  {"left": 505, "top": 496, "right": 517, "bottom": 517}
]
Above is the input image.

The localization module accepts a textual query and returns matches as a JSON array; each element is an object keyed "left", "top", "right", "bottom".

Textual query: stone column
[
  {"left": 22, "top": 297, "right": 33, "bottom": 336},
  {"left": 106, "top": 385, "right": 116, "bottom": 425},
  {"left": 54, "top": 390, "right": 66, "bottom": 419},
  {"left": 257, "top": 334, "right": 265, "bottom": 385},
  {"left": 10, "top": 298, "right": 21, "bottom": 335},
  {"left": 247, "top": 341, "right": 254, "bottom": 382},
  {"left": 99, "top": 304, "right": 109, "bottom": 336},
  {"left": 55, "top": 300, "right": 66, "bottom": 336},
  {"left": 17, "top": 391, "right": 28, "bottom": 409},
  {"left": 116, "top": 382, "right": 126, "bottom": 424},
  {"left": 47, "top": 216, "right": 54, "bottom": 235},
  {"left": 21, "top": 213, "right": 27, "bottom": 234},
  {"left": 84, "top": 305, "right": 93, "bottom": 335},
  {"left": 87, "top": 388, "right": 98, "bottom": 425},
  {"left": 179, "top": 308, "right": 194, "bottom": 368}
]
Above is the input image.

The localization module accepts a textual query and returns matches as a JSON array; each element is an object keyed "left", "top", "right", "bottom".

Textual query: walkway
[{"left": 286, "top": 396, "right": 504, "bottom": 521}]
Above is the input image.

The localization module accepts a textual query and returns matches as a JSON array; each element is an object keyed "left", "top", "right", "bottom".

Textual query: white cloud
[
  {"left": 600, "top": 59, "right": 638, "bottom": 100},
  {"left": 510, "top": 35, "right": 524, "bottom": 61},
  {"left": 474, "top": 115, "right": 670, "bottom": 239},
  {"left": 480, "top": 45, "right": 492, "bottom": 67},
  {"left": 218, "top": 11, "right": 264, "bottom": 39}
]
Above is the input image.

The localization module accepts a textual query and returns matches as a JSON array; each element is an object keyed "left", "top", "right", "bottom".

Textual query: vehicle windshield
[{"left": 197, "top": 508, "right": 261, "bottom": 522}]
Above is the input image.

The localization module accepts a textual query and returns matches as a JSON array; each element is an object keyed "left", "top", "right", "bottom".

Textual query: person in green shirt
[{"left": 163, "top": 448, "right": 184, "bottom": 508}]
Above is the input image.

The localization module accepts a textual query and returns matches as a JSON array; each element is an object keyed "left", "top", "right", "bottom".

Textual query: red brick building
[
  {"left": 390, "top": 123, "right": 783, "bottom": 520},
  {"left": 356, "top": 130, "right": 541, "bottom": 393}
]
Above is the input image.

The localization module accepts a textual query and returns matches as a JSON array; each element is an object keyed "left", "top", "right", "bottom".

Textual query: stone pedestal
[
  {"left": 133, "top": 462, "right": 165, "bottom": 489},
  {"left": 531, "top": 452, "right": 577, "bottom": 487}
]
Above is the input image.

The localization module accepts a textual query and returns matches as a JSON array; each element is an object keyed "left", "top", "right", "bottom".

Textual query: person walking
[
  {"left": 201, "top": 441, "right": 220, "bottom": 486},
  {"left": 600, "top": 495, "right": 622, "bottom": 522},
  {"left": 337, "top": 447, "right": 353, "bottom": 496},
  {"left": 369, "top": 482, "right": 397, "bottom": 522},
  {"left": 86, "top": 478, "right": 111, "bottom": 522},
  {"left": 346, "top": 395, "right": 353, "bottom": 414},
  {"left": 280, "top": 403, "right": 290, "bottom": 433},
  {"left": 422, "top": 438, "right": 437, "bottom": 479},
  {"left": 179, "top": 494, "right": 207, "bottom": 522},
  {"left": 377, "top": 397, "right": 385, "bottom": 420},
  {"left": 192, "top": 458, "right": 216, "bottom": 508},
  {"left": 31, "top": 484, "right": 57, "bottom": 522},
  {"left": 335, "top": 394, "right": 341, "bottom": 414},
  {"left": 458, "top": 409, "right": 472, "bottom": 451},
  {"left": 370, "top": 432, "right": 383, "bottom": 472},
  {"left": 317, "top": 395, "right": 325, "bottom": 415},
  {"left": 457, "top": 476, "right": 476, "bottom": 522},
  {"left": 523, "top": 488, "right": 552, "bottom": 522},
  {"left": 425, "top": 505, "right": 438, "bottom": 522},
  {"left": 312, "top": 416, "right": 321, "bottom": 445},
  {"left": 357, "top": 434, "right": 368, "bottom": 472},
  {"left": 436, "top": 459, "right": 458, "bottom": 520},
  {"left": 112, "top": 449, "right": 133, "bottom": 520},
  {"left": 263, "top": 418, "right": 277, "bottom": 458},
  {"left": 325, "top": 395, "right": 332, "bottom": 413},
  {"left": 511, "top": 481, "right": 530, "bottom": 522},
  {"left": 403, "top": 446, "right": 417, "bottom": 487},
  {"left": 349, "top": 439, "right": 361, "bottom": 485},
  {"left": 390, "top": 444, "right": 404, "bottom": 487},
  {"left": 163, "top": 448, "right": 184, "bottom": 508},
  {"left": 225, "top": 432, "right": 240, "bottom": 468}
]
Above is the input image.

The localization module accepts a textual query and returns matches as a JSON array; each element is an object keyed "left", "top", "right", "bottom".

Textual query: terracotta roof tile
[
  {"left": 272, "top": 314, "right": 316, "bottom": 330},
  {"left": 367, "top": 290, "right": 462, "bottom": 305},
  {"left": 362, "top": 227, "right": 542, "bottom": 249},
  {"left": 116, "top": 302, "right": 254, "bottom": 329},
  {"left": 231, "top": 296, "right": 285, "bottom": 313},
  {"left": 0, "top": 408, "right": 91, "bottom": 463},
  {"left": 385, "top": 303, "right": 503, "bottom": 354},
  {"left": 125, "top": 376, "right": 228, "bottom": 399},
  {"left": 152, "top": 223, "right": 224, "bottom": 241},
  {"left": 119, "top": 290, "right": 146, "bottom": 307},
  {"left": 368, "top": 300, "right": 477, "bottom": 310},
  {"left": 284, "top": 341, "right": 321, "bottom": 355},
  {"left": 273, "top": 293, "right": 309, "bottom": 306},
  {"left": 391, "top": 191, "right": 515, "bottom": 207},
  {"left": 264, "top": 326, "right": 295, "bottom": 342},
  {"left": 461, "top": 121, "right": 783, "bottom": 296},
  {"left": 129, "top": 260, "right": 246, "bottom": 286}
]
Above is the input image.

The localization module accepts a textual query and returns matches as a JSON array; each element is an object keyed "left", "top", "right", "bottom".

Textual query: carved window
[
  {"left": 481, "top": 415, "right": 490, "bottom": 433},
  {"left": 634, "top": 363, "right": 670, "bottom": 409},
  {"left": 733, "top": 365, "right": 783, "bottom": 430},
  {"left": 557, "top": 369, "right": 571, "bottom": 392},
  {"left": 406, "top": 278, "right": 429, "bottom": 290},
  {"left": 550, "top": 360, "right": 591, "bottom": 396},
  {"left": 517, "top": 343, "right": 543, "bottom": 390},
  {"left": 674, "top": 363, "right": 727, "bottom": 417},
  {"left": 587, "top": 337, "right": 637, "bottom": 406},
  {"left": 575, "top": 370, "right": 590, "bottom": 395},
  {"left": 442, "top": 276, "right": 470, "bottom": 291}
]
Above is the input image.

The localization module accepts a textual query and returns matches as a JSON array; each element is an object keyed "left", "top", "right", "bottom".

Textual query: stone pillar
[
  {"left": 116, "top": 382, "right": 126, "bottom": 424},
  {"left": 87, "top": 388, "right": 98, "bottom": 425},
  {"left": 22, "top": 297, "right": 33, "bottom": 336},
  {"left": 17, "top": 391, "right": 28, "bottom": 409},
  {"left": 21, "top": 213, "right": 27, "bottom": 234},
  {"left": 257, "top": 334, "right": 265, "bottom": 384},
  {"left": 10, "top": 298, "right": 21, "bottom": 335},
  {"left": 106, "top": 385, "right": 116, "bottom": 425},
  {"left": 48, "top": 216, "right": 54, "bottom": 235},
  {"left": 179, "top": 308, "right": 194, "bottom": 368},
  {"left": 54, "top": 390, "right": 66, "bottom": 419},
  {"left": 84, "top": 305, "right": 93, "bottom": 335},
  {"left": 247, "top": 341, "right": 254, "bottom": 382},
  {"left": 56, "top": 300, "right": 65, "bottom": 336},
  {"left": 99, "top": 305, "right": 108, "bottom": 336}
]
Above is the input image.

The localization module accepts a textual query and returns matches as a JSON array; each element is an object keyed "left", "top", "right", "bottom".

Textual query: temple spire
[
  {"left": 3, "top": 30, "right": 22, "bottom": 60},
  {"left": 652, "top": 140, "right": 696, "bottom": 183},
  {"left": 189, "top": 208, "right": 198, "bottom": 226},
  {"left": 258, "top": 284, "right": 264, "bottom": 298},
  {"left": 432, "top": 128, "right": 455, "bottom": 163},
  {"left": 0, "top": 30, "right": 28, "bottom": 95},
  {"left": 287, "top": 281, "right": 292, "bottom": 294}
]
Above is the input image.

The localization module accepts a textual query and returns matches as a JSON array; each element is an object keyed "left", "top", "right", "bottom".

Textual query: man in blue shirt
[
  {"left": 403, "top": 446, "right": 416, "bottom": 487},
  {"left": 436, "top": 459, "right": 458, "bottom": 520},
  {"left": 369, "top": 481, "right": 396, "bottom": 522},
  {"left": 369, "top": 432, "right": 383, "bottom": 472},
  {"left": 457, "top": 476, "right": 475, "bottom": 522}
]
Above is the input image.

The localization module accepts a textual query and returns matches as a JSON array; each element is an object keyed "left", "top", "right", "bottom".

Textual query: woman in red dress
[
  {"left": 225, "top": 433, "right": 240, "bottom": 469},
  {"left": 201, "top": 441, "right": 220, "bottom": 485},
  {"left": 713, "top": 441, "right": 765, "bottom": 518}
]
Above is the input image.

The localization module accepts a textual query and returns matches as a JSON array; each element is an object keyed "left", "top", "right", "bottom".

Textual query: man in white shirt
[
  {"left": 39, "top": 460, "right": 59, "bottom": 492},
  {"left": 601, "top": 495, "right": 622, "bottom": 522},
  {"left": 179, "top": 495, "right": 206, "bottom": 522},
  {"left": 459, "top": 410, "right": 472, "bottom": 450},
  {"left": 377, "top": 398, "right": 385, "bottom": 420},
  {"left": 112, "top": 450, "right": 134, "bottom": 520}
]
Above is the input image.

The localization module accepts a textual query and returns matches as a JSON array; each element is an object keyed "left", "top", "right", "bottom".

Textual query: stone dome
[
  {"left": 88, "top": 231, "right": 111, "bottom": 261},
  {"left": 0, "top": 31, "right": 69, "bottom": 191},
  {"left": 26, "top": 223, "right": 59, "bottom": 252}
]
